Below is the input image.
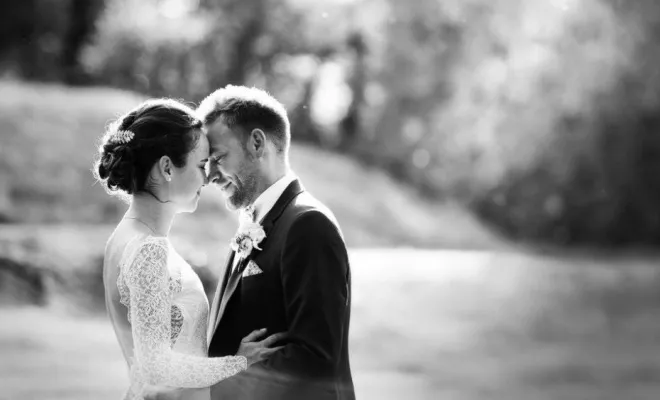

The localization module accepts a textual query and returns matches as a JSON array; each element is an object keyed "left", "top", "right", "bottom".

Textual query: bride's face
[{"left": 169, "top": 134, "right": 210, "bottom": 213}]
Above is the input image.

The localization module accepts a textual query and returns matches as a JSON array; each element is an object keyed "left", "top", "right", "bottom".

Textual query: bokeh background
[{"left": 2, "top": 0, "right": 660, "bottom": 399}]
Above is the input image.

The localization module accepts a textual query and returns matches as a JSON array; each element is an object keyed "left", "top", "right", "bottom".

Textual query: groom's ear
[{"left": 248, "top": 128, "right": 267, "bottom": 158}]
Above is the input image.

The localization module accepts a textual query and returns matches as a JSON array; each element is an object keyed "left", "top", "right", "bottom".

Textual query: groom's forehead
[
  {"left": 207, "top": 119, "right": 231, "bottom": 136},
  {"left": 209, "top": 139, "right": 229, "bottom": 154},
  {"left": 208, "top": 132, "right": 239, "bottom": 156},
  {"left": 208, "top": 121, "right": 235, "bottom": 144}
]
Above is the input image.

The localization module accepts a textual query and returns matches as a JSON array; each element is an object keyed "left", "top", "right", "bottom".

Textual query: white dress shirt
[{"left": 251, "top": 172, "right": 297, "bottom": 224}]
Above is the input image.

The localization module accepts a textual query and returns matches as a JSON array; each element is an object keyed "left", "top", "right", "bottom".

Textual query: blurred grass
[
  {"left": 0, "top": 79, "right": 502, "bottom": 250},
  {"left": 3, "top": 249, "right": 660, "bottom": 400}
]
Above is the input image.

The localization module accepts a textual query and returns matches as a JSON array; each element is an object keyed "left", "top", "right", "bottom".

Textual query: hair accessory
[{"left": 108, "top": 129, "right": 135, "bottom": 145}]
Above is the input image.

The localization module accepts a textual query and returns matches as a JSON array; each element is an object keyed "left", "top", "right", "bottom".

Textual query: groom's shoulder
[
  {"left": 285, "top": 191, "right": 342, "bottom": 235},
  {"left": 290, "top": 191, "right": 335, "bottom": 220}
]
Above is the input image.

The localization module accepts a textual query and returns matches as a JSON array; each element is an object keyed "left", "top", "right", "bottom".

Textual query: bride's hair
[{"left": 94, "top": 98, "right": 203, "bottom": 197}]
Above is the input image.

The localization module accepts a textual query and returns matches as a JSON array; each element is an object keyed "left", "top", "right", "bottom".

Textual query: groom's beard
[{"left": 226, "top": 173, "right": 258, "bottom": 210}]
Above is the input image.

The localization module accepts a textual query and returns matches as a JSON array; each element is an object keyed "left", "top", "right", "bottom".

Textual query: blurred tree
[
  {"left": 0, "top": 0, "right": 105, "bottom": 82},
  {"left": 204, "top": 0, "right": 267, "bottom": 85},
  {"left": 471, "top": 0, "right": 660, "bottom": 246},
  {"left": 338, "top": 31, "right": 368, "bottom": 150},
  {"left": 340, "top": 0, "right": 660, "bottom": 246},
  {"left": 61, "top": 0, "right": 106, "bottom": 84},
  {"left": 0, "top": 0, "right": 48, "bottom": 79},
  {"left": 11, "top": 0, "right": 660, "bottom": 247},
  {"left": 352, "top": 0, "right": 465, "bottom": 194},
  {"left": 83, "top": 0, "right": 338, "bottom": 102}
]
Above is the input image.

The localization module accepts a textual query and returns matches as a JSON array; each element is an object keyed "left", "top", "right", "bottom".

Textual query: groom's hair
[{"left": 196, "top": 85, "right": 290, "bottom": 155}]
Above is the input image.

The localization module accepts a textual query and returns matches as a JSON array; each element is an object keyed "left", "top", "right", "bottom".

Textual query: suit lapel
[
  {"left": 211, "top": 179, "right": 305, "bottom": 335},
  {"left": 257, "top": 179, "right": 305, "bottom": 238},
  {"left": 208, "top": 249, "right": 235, "bottom": 340},
  {"left": 213, "top": 255, "right": 249, "bottom": 334}
]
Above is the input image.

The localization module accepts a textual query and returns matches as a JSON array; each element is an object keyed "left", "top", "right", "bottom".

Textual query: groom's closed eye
[{"left": 210, "top": 154, "right": 226, "bottom": 164}]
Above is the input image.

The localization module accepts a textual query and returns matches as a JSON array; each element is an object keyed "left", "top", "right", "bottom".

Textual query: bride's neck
[{"left": 125, "top": 192, "right": 175, "bottom": 237}]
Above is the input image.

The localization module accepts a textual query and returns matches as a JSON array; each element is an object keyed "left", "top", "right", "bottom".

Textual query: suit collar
[
  {"left": 252, "top": 172, "right": 297, "bottom": 223},
  {"left": 260, "top": 179, "right": 304, "bottom": 236}
]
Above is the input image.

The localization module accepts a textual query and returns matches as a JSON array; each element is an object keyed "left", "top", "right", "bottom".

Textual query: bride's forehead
[{"left": 196, "top": 135, "right": 210, "bottom": 151}]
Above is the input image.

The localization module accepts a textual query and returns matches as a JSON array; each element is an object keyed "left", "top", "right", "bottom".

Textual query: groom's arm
[{"left": 263, "top": 210, "right": 350, "bottom": 379}]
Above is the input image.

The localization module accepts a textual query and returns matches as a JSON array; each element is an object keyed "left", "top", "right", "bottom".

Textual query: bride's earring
[{"left": 165, "top": 176, "right": 171, "bottom": 182}]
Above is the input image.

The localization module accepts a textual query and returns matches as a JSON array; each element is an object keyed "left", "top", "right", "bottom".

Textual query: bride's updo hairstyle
[{"left": 94, "top": 99, "right": 203, "bottom": 197}]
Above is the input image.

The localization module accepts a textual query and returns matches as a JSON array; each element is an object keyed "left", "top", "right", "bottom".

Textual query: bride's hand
[{"left": 237, "top": 328, "right": 287, "bottom": 367}]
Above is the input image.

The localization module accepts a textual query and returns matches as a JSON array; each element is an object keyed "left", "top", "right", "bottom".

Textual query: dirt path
[{"left": 2, "top": 249, "right": 660, "bottom": 399}]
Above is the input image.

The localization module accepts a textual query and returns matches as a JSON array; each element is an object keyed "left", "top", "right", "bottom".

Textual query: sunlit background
[{"left": 2, "top": 0, "right": 660, "bottom": 399}]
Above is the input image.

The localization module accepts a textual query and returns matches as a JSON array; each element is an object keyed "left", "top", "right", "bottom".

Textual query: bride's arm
[{"left": 125, "top": 239, "right": 247, "bottom": 388}]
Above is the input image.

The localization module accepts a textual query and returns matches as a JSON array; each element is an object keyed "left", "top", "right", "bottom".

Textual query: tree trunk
[
  {"left": 61, "top": 0, "right": 104, "bottom": 84},
  {"left": 224, "top": 0, "right": 265, "bottom": 84}
]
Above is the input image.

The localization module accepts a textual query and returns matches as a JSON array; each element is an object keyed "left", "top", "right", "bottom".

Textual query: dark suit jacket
[{"left": 207, "top": 180, "right": 355, "bottom": 400}]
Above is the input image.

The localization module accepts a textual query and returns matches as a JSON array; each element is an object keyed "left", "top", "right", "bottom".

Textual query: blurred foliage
[
  {"left": 2, "top": 0, "right": 660, "bottom": 247},
  {"left": 81, "top": 0, "right": 348, "bottom": 102},
  {"left": 0, "top": 0, "right": 105, "bottom": 83},
  {"left": 0, "top": 81, "right": 499, "bottom": 249},
  {"left": 356, "top": 0, "right": 660, "bottom": 246},
  {"left": 468, "top": 0, "right": 660, "bottom": 246}
]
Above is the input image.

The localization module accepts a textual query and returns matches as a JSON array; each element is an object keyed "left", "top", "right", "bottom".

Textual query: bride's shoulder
[
  {"left": 127, "top": 234, "right": 169, "bottom": 259},
  {"left": 109, "top": 233, "right": 168, "bottom": 269},
  {"left": 136, "top": 234, "right": 169, "bottom": 248}
]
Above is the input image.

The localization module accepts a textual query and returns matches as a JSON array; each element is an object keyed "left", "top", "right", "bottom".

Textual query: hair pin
[{"left": 109, "top": 130, "right": 135, "bottom": 145}]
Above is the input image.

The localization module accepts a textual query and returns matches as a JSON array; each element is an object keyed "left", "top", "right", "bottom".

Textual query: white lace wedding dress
[{"left": 109, "top": 235, "right": 247, "bottom": 400}]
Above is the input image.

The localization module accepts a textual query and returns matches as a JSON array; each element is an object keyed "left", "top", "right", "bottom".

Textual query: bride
[{"left": 94, "top": 99, "right": 284, "bottom": 399}]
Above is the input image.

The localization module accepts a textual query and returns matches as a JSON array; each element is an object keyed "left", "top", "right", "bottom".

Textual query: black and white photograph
[{"left": 2, "top": 0, "right": 660, "bottom": 399}]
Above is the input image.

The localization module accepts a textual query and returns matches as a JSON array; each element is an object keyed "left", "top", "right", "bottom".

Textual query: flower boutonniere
[{"left": 231, "top": 219, "right": 266, "bottom": 259}]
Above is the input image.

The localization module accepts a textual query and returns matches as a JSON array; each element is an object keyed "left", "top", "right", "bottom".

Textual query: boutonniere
[{"left": 231, "top": 219, "right": 266, "bottom": 259}]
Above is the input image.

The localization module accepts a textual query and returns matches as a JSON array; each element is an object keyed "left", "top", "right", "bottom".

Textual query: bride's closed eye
[{"left": 198, "top": 159, "right": 208, "bottom": 171}]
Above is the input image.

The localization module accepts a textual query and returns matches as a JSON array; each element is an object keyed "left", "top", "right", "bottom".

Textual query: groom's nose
[
  {"left": 207, "top": 163, "right": 221, "bottom": 183},
  {"left": 208, "top": 167, "right": 226, "bottom": 186},
  {"left": 211, "top": 175, "right": 225, "bottom": 185}
]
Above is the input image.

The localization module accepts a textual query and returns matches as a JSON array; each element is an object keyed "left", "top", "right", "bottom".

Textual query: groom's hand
[{"left": 237, "top": 328, "right": 288, "bottom": 366}]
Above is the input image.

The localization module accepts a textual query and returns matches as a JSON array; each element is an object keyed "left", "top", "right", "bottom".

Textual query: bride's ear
[{"left": 157, "top": 155, "right": 174, "bottom": 182}]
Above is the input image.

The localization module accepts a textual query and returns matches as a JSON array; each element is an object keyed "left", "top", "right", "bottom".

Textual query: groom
[{"left": 198, "top": 85, "right": 355, "bottom": 400}]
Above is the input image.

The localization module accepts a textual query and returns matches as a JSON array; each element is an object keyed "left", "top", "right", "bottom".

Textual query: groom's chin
[
  {"left": 225, "top": 193, "right": 251, "bottom": 211},
  {"left": 225, "top": 198, "right": 240, "bottom": 211}
]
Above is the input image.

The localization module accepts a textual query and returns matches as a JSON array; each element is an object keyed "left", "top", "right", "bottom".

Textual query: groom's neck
[
  {"left": 255, "top": 171, "right": 285, "bottom": 197},
  {"left": 251, "top": 162, "right": 290, "bottom": 204}
]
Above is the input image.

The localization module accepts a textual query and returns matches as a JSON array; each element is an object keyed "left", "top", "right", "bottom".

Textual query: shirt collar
[{"left": 251, "top": 172, "right": 297, "bottom": 223}]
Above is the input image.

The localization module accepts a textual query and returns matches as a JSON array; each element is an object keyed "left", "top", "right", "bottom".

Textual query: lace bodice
[{"left": 115, "top": 236, "right": 247, "bottom": 399}]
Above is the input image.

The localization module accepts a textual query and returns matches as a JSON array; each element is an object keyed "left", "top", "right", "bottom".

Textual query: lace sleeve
[{"left": 124, "top": 238, "right": 247, "bottom": 387}]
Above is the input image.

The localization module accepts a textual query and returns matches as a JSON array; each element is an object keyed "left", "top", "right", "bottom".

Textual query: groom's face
[{"left": 206, "top": 119, "right": 260, "bottom": 211}]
